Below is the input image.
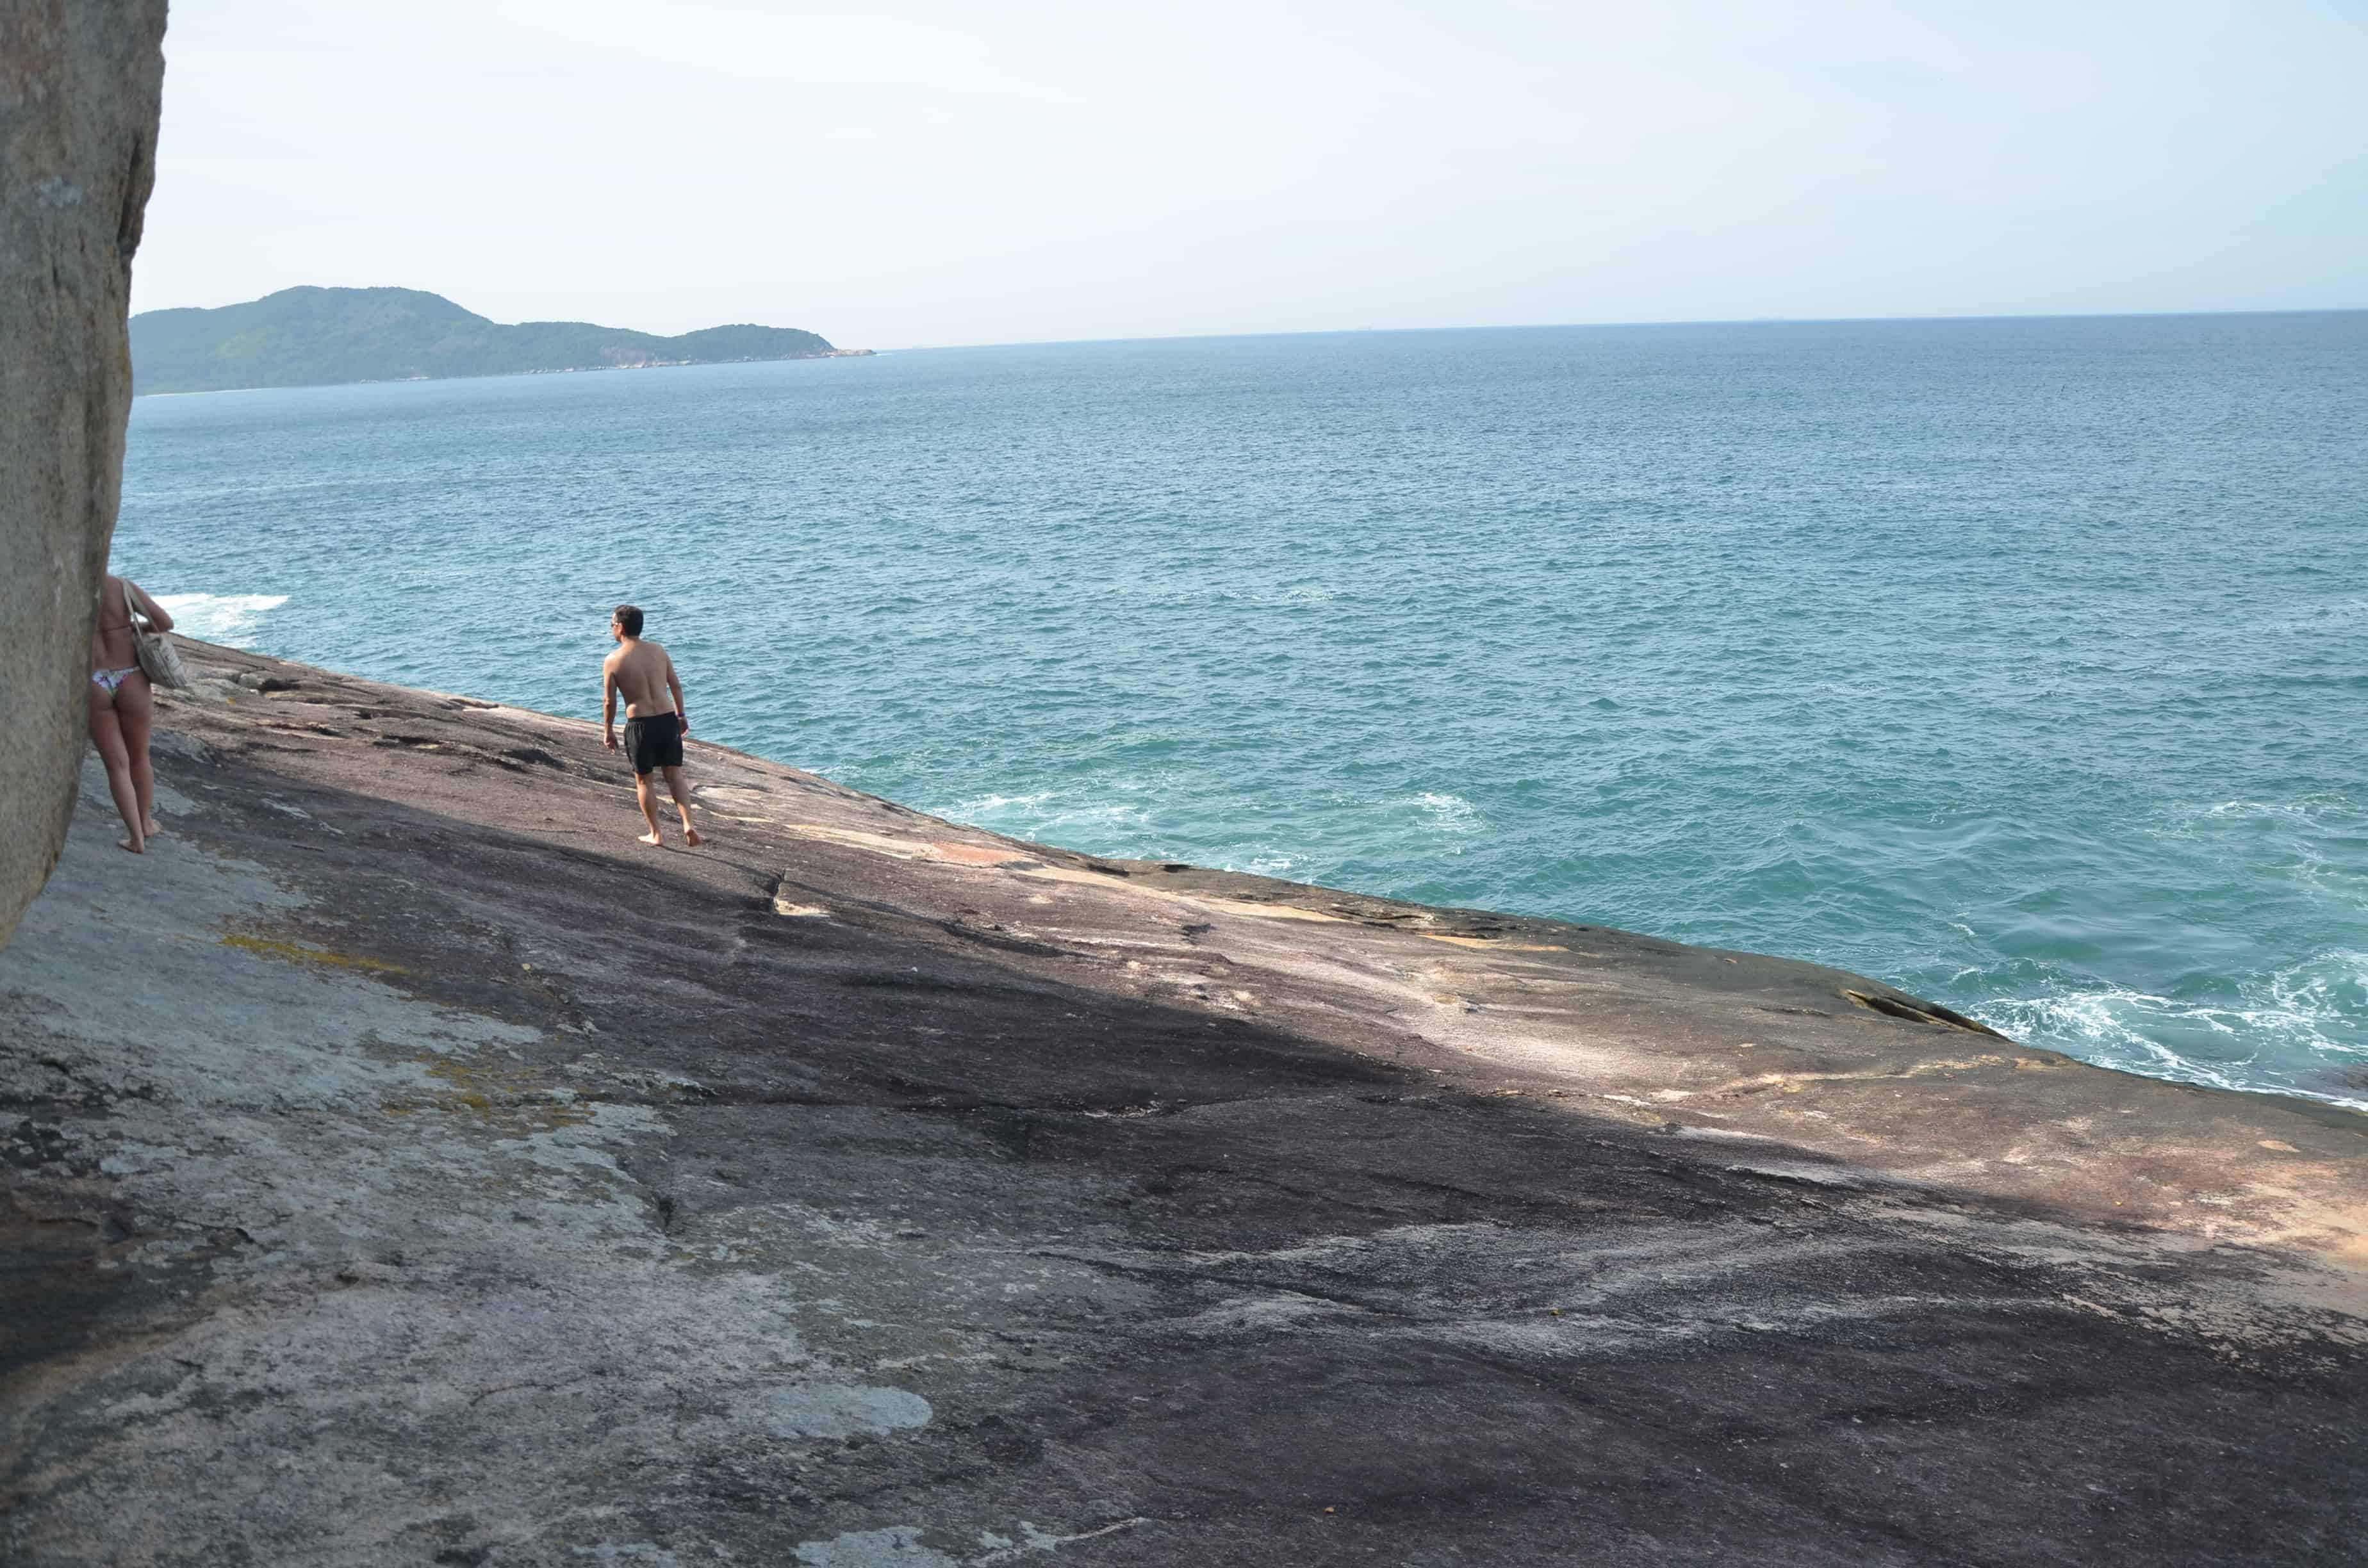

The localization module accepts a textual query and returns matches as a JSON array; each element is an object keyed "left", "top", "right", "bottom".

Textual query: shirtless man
[
  {"left": 601, "top": 604, "right": 703, "bottom": 847},
  {"left": 90, "top": 572, "right": 172, "bottom": 853}
]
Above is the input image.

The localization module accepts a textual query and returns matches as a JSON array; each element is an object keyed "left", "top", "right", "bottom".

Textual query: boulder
[{"left": 0, "top": 0, "right": 170, "bottom": 947}]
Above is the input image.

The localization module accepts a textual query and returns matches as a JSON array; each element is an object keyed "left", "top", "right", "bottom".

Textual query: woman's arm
[{"left": 127, "top": 581, "right": 173, "bottom": 633}]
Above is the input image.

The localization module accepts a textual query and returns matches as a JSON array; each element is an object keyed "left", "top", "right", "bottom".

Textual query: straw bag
[{"left": 126, "top": 581, "right": 191, "bottom": 690}]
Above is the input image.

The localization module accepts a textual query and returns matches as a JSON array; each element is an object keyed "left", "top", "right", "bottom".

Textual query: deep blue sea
[{"left": 119, "top": 314, "right": 2368, "bottom": 1109}]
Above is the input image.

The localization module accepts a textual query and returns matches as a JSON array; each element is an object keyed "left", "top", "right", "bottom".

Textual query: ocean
[{"left": 119, "top": 313, "right": 2368, "bottom": 1109}]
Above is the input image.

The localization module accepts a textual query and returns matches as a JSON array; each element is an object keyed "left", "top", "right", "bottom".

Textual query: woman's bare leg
[
  {"left": 117, "top": 671, "right": 161, "bottom": 838},
  {"left": 88, "top": 686, "right": 144, "bottom": 853}
]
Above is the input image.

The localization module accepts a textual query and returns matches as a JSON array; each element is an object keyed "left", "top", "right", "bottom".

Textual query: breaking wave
[
  {"left": 151, "top": 592, "right": 288, "bottom": 646},
  {"left": 1977, "top": 949, "right": 2368, "bottom": 1110}
]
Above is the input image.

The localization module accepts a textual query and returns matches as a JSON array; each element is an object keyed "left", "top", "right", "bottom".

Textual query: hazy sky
[{"left": 135, "top": 0, "right": 2365, "bottom": 348}]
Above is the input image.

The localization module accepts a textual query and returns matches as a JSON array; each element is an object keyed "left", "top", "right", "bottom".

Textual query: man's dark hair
[{"left": 613, "top": 604, "right": 644, "bottom": 637}]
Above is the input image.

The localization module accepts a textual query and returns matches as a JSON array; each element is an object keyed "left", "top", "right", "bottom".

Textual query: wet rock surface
[{"left": 4, "top": 644, "right": 2365, "bottom": 1565}]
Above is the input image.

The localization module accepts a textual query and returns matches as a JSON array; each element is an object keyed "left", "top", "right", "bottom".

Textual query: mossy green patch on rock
[{"left": 220, "top": 929, "right": 412, "bottom": 976}]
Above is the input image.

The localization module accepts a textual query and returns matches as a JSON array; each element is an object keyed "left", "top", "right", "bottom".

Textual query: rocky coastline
[{"left": 4, "top": 639, "right": 2365, "bottom": 1565}]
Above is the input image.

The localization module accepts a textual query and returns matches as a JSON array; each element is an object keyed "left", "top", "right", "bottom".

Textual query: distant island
[{"left": 128, "top": 286, "right": 869, "bottom": 395}]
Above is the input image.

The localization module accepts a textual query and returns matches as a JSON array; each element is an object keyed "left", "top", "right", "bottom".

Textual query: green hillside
[{"left": 130, "top": 286, "right": 844, "bottom": 394}]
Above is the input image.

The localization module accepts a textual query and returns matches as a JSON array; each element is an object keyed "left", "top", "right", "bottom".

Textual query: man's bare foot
[
  {"left": 682, "top": 825, "right": 704, "bottom": 847},
  {"left": 117, "top": 835, "right": 145, "bottom": 854},
  {"left": 142, "top": 818, "right": 163, "bottom": 838},
  {"left": 638, "top": 831, "right": 664, "bottom": 847}
]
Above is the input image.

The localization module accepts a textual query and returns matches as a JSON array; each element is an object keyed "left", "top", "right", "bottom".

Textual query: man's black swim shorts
[{"left": 623, "top": 710, "right": 684, "bottom": 776}]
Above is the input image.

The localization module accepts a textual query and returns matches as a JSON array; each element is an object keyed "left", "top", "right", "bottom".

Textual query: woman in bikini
[{"left": 90, "top": 573, "right": 172, "bottom": 853}]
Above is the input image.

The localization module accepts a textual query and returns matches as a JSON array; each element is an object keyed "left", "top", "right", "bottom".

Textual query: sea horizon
[
  {"left": 129, "top": 302, "right": 2368, "bottom": 390},
  {"left": 880, "top": 303, "right": 2367, "bottom": 356}
]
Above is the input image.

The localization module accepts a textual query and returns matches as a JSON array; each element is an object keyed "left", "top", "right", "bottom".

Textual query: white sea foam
[
  {"left": 1413, "top": 792, "right": 1479, "bottom": 832},
  {"left": 2200, "top": 799, "right": 2323, "bottom": 822},
  {"left": 151, "top": 592, "right": 288, "bottom": 646},
  {"left": 1055, "top": 802, "right": 1154, "bottom": 829},
  {"left": 2267, "top": 949, "right": 2368, "bottom": 1018},
  {"left": 947, "top": 790, "right": 1053, "bottom": 817},
  {"left": 1979, "top": 954, "right": 2368, "bottom": 1111},
  {"left": 940, "top": 787, "right": 1158, "bottom": 847}
]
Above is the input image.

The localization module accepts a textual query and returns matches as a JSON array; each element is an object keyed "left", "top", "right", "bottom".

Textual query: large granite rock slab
[
  {"left": 4, "top": 643, "right": 2365, "bottom": 1564},
  {"left": 0, "top": 1, "right": 169, "bottom": 949}
]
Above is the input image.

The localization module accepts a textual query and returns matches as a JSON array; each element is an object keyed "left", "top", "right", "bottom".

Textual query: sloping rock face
[
  {"left": 4, "top": 643, "right": 2367, "bottom": 1565},
  {"left": 0, "top": 0, "right": 169, "bottom": 951}
]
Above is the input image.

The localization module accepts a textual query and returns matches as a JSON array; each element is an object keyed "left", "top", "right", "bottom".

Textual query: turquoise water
[{"left": 120, "top": 314, "right": 2368, "bottom": 1109}]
